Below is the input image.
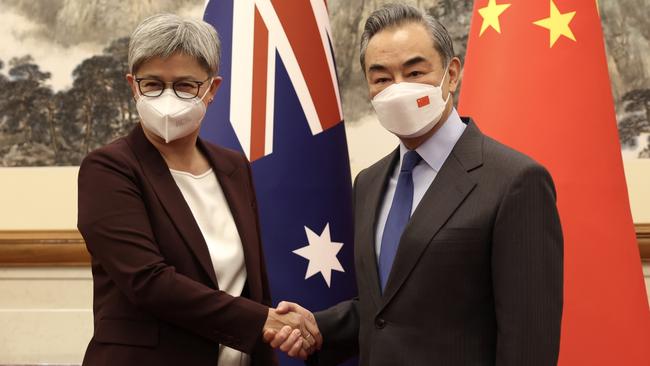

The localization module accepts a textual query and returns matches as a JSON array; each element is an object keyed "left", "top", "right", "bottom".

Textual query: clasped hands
[{"left": 263, "top": 301, "right": 321, "bottom": 360}]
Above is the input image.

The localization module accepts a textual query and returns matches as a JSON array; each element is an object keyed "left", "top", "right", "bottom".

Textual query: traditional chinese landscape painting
[
  {"left": 0, "top": 0, "right": 648, "bottom": 167},
  {"left": 0, "top": 0, "right": 204, "bottom": 166}
]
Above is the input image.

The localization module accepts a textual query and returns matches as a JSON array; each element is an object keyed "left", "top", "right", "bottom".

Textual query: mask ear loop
[
  {"left": 197, "top": 78, "right": 214, "bottom": 102},
  {"left": 439, "top": 63, "right": 452, "bottom": 104},
  {"left": 132, "top": 76, "right": 142, "bottom": 102}
]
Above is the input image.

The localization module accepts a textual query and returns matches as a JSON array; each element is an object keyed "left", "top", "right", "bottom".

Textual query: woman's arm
[{"left": 78, "top": 149, "right": 269, "bottom": 353}]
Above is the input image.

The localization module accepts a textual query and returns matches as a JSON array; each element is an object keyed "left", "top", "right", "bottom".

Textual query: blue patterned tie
[{"left": 378, "top": 150, "right": 422, "bottom": 292}]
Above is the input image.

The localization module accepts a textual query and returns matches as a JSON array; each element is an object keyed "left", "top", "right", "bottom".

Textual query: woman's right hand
[{"left": 262, "top": 306, "right": 319, "bottom": 360}]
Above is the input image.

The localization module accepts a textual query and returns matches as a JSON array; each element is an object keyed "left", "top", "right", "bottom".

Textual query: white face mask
[
  {"left": 136, "top": 82, "right": 212, "bottom": 143},
  {"left": 371, "top": 67, "right": 450, "bottom": 138}
]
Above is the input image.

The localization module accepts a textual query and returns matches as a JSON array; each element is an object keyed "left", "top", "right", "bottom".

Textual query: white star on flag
[{"left": 293, "top": 223, "right": 345, "bottom": 287}]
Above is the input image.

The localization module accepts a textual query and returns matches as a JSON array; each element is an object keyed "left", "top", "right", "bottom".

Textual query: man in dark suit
[{"left": 267, "top": 3, "right": 563, "bottom": 366}]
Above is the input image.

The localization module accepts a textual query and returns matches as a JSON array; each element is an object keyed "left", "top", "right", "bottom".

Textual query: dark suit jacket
[
  {"left": 77, "top": 125, "right": 277, "bottom": 366},
  {"left": 311, "top": 118, "right": 563, "bottom": 366}
]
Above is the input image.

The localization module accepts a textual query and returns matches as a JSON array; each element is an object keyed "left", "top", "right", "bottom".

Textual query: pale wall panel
[
  {"left": 0, "top": 167, "right": 78, "bottom": 230},
  {"left": 0, "top": 267, "right": 92, "bottom": 365},
  {"left": 0, "top": 268, "right": 91, "bottom": 308}
]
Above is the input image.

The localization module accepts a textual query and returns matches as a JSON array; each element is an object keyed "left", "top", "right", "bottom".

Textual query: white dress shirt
[
  {"left": 170, "top": 168, "right": 251, "bottom": 366},
  {"left": 375, "top": 108, "right": 467, "bottom": 260}
]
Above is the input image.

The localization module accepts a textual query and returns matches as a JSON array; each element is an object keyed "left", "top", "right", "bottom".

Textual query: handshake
[{"left": 262, "top": 301, "right": 322, "bottom": 360}]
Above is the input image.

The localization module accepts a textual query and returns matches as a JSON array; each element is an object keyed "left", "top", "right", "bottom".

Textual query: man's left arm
[{"left": 492, "top": 163, "right": 563, "bottom": 366}]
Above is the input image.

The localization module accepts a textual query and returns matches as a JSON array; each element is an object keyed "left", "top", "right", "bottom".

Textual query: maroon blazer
[{"left": 77, "top": 125, "right": 277, "bottom": 366}]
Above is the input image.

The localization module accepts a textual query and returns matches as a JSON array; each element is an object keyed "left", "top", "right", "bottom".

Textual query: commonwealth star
[{"left": 293, "top": 223, "right": 345, "bottom": 287}]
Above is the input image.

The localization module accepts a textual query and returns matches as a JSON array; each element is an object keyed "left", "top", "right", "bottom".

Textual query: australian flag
[{"left": 202, "top": 1, "right": 357, "bottom": 365}]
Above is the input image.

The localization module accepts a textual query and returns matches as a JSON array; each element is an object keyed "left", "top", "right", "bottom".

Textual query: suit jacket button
[{"left": 375, "top": 318, "right": 386, "bottom": 329}]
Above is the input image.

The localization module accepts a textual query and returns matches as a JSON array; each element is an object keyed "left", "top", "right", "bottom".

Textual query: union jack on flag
[{"left": 202, "top": 1, "right": 357, "bottom": 364}]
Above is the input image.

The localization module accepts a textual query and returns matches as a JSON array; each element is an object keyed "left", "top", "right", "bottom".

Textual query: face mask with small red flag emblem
[{"left": 371, "top": 66, "right": 450, "bottom": 138}]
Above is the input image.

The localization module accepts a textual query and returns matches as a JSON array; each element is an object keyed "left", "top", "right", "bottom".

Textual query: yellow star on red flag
[
  {"left": 478, "top": 0, "right": 512, "bottom": 36},
  {"left": 533, "top": 0, "right": 577, "bottom": 47}
]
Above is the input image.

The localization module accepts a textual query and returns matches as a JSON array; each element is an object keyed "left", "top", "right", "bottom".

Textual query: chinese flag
[{"left": 458, "top": 0, "right": 650, "bottom": 365}]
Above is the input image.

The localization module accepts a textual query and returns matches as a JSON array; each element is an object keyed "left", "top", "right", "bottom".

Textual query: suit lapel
[
  {"left": 126, "top": 126, "right": 219, "bottom": 288},
  {"left": 358, "top": 149, "right": 400, "bottom": 309},
  {"left": 197, "top": 140, "right": 264, "bottom": 303},
  {"left": 380, "top": 120, "right": 484, "bottom": 309}
]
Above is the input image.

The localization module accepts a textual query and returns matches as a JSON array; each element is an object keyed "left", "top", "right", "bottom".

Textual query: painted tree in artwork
[
  {"left": 103, "top": 37, "right": 139, "bottom": 139},
  {"left": 68, "top": 37, "right": 138, "bottom": 155},
  {"left": 617, "top": 89, "right": 650, "bottom": 158},
  {"left": 70, "top": 55, "right": 122, "bottom": 154},
  {"left": 0, "top": 59, "right": 5, "bottom": 131},
  {"left": 0, "top": 38, "right": 138, "bottom": 166},
  {"left": 0, "top": 56, "right": 61, "bottom": 165}
]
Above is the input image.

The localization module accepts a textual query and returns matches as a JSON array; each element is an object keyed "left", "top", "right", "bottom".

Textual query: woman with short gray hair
[{"left": 77, "top": 14, "right": 317, "bottom": 366}]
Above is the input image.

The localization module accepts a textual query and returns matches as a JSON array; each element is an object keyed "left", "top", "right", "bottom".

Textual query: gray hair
[
  {"left": 359, "top": 3, "right": 454, "bottom": 72},
  {"left": 128, "top": 14, "right": 221, "bottom": 75}
]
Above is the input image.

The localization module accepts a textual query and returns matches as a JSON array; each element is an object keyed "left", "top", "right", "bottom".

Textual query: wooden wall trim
[
  {"left": 0, "top": 225, "right": 649, "bottom": 266},
  {"left": 0, "top": 230, "right": 89, "bottom": 266},
  {"left": 637, "top": 223, "right": 650, "bottom": 261}
]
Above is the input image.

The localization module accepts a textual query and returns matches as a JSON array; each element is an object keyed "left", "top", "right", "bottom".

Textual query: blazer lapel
[
  {"left": 358, "top": 149, "right": 400, "bottom": 309},
  {"left": 197, "top": 140, "right": 264, "bottom": 303},
  {"left": 126, "top": 126, "right": 219, "bottom": 288},
  {"left": 380, "top": 120, "right": 484, "bottom": 309}
]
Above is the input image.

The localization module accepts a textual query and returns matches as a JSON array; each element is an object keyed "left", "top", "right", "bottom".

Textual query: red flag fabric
[{"left": 458, "top": 0, "right": 650, "bottom": 365}]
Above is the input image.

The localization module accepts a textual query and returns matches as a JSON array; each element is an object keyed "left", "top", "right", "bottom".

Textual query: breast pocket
[
  {"left": 433, "top": 228, "right": 485, "bottom": 243},
  {"left": 427, "top": 228, "right": 489, "bottom": 268},
  {"left": 94, "top": 317, "right": 159, "bottom": 348}
]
